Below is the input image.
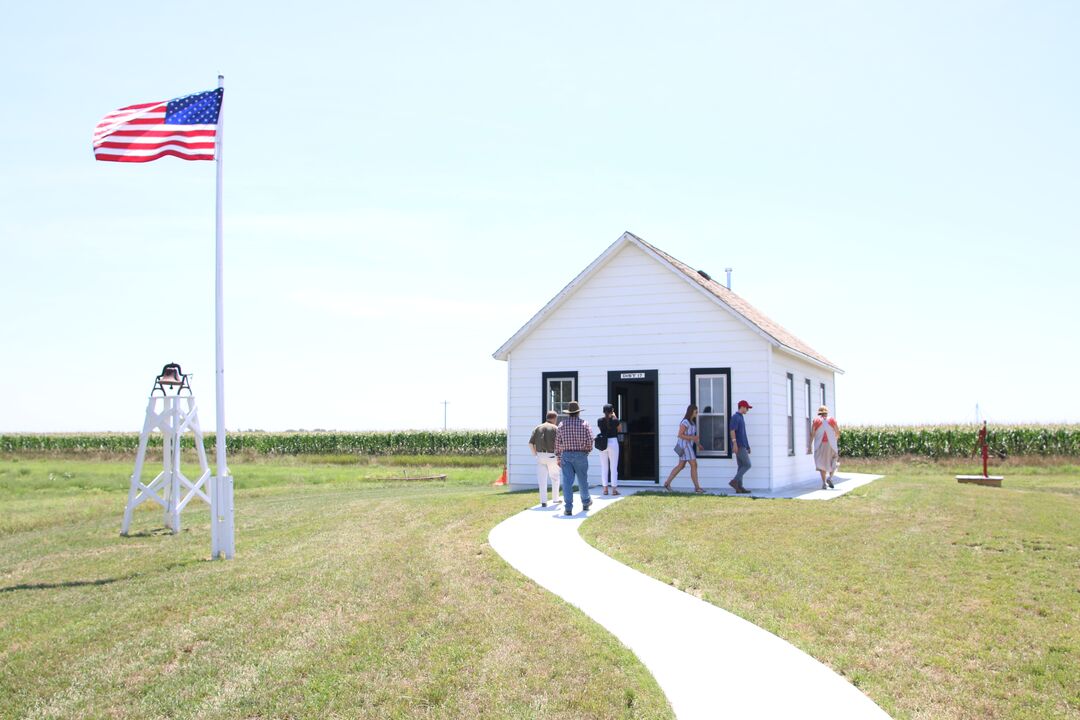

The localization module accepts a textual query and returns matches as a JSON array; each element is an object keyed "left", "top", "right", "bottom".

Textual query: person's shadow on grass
[
  {"left": 1, "top": 558, "right": 199, "bottom": 594},
  {"left": 0, "top": 576, "right": 131, "bottom": 593}
]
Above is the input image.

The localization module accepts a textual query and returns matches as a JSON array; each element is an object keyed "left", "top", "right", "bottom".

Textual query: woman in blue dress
[{"left": 663, "top": 404, "right": 705, "bottom": 493}]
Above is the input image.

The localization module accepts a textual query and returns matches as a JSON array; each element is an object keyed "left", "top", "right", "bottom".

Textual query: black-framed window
[
  {"left": 786, "top": 373, "right": 795, "bottom": 456},
  {"left": 820, "top": 382, "right": 827, "bottom": 409},
  {"left": 690, "top": 368, "right": 731, "bottom": 457},
  {"left": 805, "top": 378, "right": 813, "bottom": 454},
  {"left": 541, "top": 371, "right": 578, "bottom": 423}
]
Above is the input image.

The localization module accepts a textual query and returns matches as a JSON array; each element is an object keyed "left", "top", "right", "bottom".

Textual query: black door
[{"left": 607, "top": 370, "right": 659, "bottom": 482}]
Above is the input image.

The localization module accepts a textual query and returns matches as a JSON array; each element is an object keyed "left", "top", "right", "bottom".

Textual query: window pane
[
  {"left": 554, "top": 381, "right": 567, "bottom": 414},
  {"left": 547, "top": 378, "right": 576, "bottom": 416},
  {"left": 786, "top": 375, "right": 794, "bottom": 416},
  {"left": 699, "top": 414, "right": 727, "bottom": 453},
  {"left": 696, "top": 374, "right": 727, "bottom": 415},
  {"left": 698, "top": 377, "right": 712, "bottom": 414}
]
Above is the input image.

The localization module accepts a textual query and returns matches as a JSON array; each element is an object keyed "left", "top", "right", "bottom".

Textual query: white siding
[
  {"left": 767, "top": 348, "right": 838, "bottom": 489},
  {"left": 506, "top": 243, "right": 774, "bottom": 491}
]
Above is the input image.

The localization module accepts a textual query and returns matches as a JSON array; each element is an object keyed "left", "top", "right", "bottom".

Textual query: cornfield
[
  {"left": 0, "top": 431, "right": 507, "bottom": 457},
  {"left": 837, "top": 424, "right": 1080, "bottom": 459},
  {"left": 2, "top": 425, "right": 1078, "bottom": 459}
]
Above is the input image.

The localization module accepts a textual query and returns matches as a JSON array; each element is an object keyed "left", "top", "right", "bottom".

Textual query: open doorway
[{"left": 607, "top": 370, "right": 658, "bottom": 482}]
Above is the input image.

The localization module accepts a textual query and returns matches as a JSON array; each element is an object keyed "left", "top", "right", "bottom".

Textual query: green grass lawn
[
  {"left": 580, "top": 461, "right": 1080, "bottom": 720},
  {"left": 0, "top": 456, "right": 672, "bottom": 719}
]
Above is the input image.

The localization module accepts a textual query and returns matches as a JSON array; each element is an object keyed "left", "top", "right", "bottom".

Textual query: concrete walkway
[
  {"left": 488, "top": 472, "right": 890, "bottom": 720},
  {"left": 732, "top": 470, "right": 883, "bottom": 500}
]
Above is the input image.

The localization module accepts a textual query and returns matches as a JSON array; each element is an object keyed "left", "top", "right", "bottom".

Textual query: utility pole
[{"left": 442, "top": 401, "right": 449, "bottom": 431}]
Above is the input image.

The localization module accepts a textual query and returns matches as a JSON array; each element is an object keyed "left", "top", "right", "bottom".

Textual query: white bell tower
[{"left": 120, "top": 364, "right": 211, "bottom": 535}]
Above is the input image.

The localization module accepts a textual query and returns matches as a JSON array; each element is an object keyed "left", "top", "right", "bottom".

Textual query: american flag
[{"left": 93, "top": 88, "right": 224, "bottom": 163}]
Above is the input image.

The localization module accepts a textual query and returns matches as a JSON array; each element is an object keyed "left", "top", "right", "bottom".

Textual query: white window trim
[
  {"left": 692, "top": 369, "right": 730, "bottom": 457},
  {"left": 786, "top": 373, "right": 795, "bottom": 457},
  {"left": 805, "top": 378, "right": 813, "bottom": 454},
  {"left": 546, "top": 376, "right": 577, "bottom": 419}
]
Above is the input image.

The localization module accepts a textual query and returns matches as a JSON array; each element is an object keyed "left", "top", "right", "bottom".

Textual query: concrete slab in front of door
[
  {"left": 730, "top": 471, "right": 883, "bottom": 500},
  {"left": 489, "top": 489, "right": 891, "bottom": 720},
  {"left": 641, "top": 471, "right": 884, "bottom": 500}
]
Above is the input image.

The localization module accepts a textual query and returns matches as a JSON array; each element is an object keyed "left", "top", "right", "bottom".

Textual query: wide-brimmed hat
[
  {"left": 818, "top": 405, "right": 829, "bottom": 415},
  {"left": 565, "top": 401, "right": 583, "bottom": 415}
]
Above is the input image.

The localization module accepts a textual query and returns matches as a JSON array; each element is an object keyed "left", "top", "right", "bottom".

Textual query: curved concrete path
[{"left": 489, "top": 475, "right": 891, "bottom": 720}]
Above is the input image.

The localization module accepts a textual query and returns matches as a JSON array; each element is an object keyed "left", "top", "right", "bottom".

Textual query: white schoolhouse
[{"left": 493, "top": 231, "right": 842, "bottom": 493}]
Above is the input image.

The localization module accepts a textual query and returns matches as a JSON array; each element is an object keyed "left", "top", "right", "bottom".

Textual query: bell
[
  {"left": 158, "top": 364, "right": 184, "bottom": 386},
  {"left": 151, "top": 363, "right": 191, "bottom": 397}
]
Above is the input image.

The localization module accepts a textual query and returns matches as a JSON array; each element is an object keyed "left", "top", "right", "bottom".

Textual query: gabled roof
[{"left": 493, "top": 231, "right": 842, "bottom": 373}]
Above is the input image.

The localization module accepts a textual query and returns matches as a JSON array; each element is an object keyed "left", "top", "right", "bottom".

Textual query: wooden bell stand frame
[{"left": 121, "top": 364, "right": 212, "bottom": 535}]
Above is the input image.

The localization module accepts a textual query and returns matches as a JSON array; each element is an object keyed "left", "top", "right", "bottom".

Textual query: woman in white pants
[{"left": 597, "top": 404, "right": 621, "bottom": 495}]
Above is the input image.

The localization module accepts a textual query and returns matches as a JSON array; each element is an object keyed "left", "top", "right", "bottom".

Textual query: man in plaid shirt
[{"left": 555, "top": 400, "right": 594, "bottom": 515}]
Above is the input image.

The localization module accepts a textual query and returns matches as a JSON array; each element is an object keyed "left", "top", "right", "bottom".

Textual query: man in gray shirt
[{"left": 529, "top": 411, "right": 560, "bottom": 507}]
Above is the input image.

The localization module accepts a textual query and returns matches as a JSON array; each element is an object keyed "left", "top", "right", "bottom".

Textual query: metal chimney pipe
[{"left": 725, "top": 267, "right": 733, "bottom": 290}]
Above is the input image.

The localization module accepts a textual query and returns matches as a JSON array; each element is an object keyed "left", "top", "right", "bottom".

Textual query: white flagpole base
[{"left": 211, "top": 474, "right": 235, "bottom": 559}]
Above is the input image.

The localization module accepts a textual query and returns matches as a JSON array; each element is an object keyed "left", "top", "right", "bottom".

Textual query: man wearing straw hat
[
  {"left": 810, "top": 405, "right": 841, "bottom": 489},
  {"left": 555, "top": 401, "right": 594, "bottom": 516}
]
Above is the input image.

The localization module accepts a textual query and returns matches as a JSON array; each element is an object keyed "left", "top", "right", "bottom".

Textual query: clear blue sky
[{"left": 1, "top": 1, "right": 1077, "bottom": 432}]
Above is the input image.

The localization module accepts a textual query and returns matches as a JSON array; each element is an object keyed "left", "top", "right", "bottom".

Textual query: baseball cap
[{"left": 737, "top": 400, "right": 753, "bottom": 409}]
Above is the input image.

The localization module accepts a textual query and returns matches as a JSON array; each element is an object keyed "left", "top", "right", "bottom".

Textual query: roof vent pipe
[{"left": 725, "top": 267, "right": 733, "bottom": 290}]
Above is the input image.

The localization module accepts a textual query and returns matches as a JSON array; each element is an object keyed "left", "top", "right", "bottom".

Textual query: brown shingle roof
[{"left": 629, "top": 233, "right": 841, "bottom": 371}]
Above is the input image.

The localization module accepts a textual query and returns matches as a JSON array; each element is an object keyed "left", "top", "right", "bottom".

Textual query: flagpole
[{"left": 212, "top": 73, "right": 235, "bottom": 560}]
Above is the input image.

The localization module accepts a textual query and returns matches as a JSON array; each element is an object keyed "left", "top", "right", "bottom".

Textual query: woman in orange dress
[{"left": 810, "top": 405, "right": 841, "bottom": 489}]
